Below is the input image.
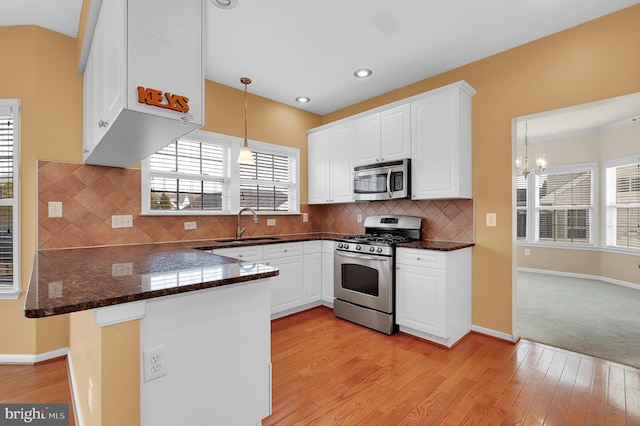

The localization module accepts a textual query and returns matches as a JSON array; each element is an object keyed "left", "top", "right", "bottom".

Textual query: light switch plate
[
  {"left": 184, "top": 221, "right": 197, "bottom": 230},
  {"left": 302, "top": 213, "right": 309, "bottom": 223},
  {"left": 486, "top": 213, "right": 497, "bottom": 227}
]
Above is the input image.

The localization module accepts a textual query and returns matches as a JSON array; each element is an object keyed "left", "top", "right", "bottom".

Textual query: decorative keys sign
[{"left": 137, "top": 86, "right": 190, "bottom": 113}]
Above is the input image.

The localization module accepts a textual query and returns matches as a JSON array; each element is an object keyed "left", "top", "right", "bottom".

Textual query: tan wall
[
  {"left": 518, "top": 246, "right": 640, "bottom": 285},
  {"left": 0, "top": 26, "right": 81, "bottom": 355},
  {"left": 321, "top": 5, "right": 640, "bottom": 334}
]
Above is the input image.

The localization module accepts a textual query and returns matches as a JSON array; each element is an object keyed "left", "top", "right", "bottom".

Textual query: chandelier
[{"left": 516, "top": 121, "right": 548, "bottom": 178}]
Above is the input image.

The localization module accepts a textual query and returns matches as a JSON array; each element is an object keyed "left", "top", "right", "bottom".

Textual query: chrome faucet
[{"left": 236, "top": 207, "right": 258, "bottom": 239}]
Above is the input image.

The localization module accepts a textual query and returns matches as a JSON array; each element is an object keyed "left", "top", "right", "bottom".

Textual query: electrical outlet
[
  {"left": 184, "top": 221, "right": 197, "bottom": 230},
  {"left": 48, "top": 281, "right": 63, "bottom": 298},
  {"left": 267, "top": 219, "right": 276, "bottom": 226},
  {"left": 48, "top": 201, "right": 63, "bottom": 218},
  {"left": 143, "top": 345, "right": 167, "bottom": 382},
  {"left": 112, "top": 215, "right": 133, "bottom": 228},
  {"left": 524, "top": 249, "right": 530, "bottom": 256},
  {"left": 302, "top": 213, "right": 309, "bottom": 223},
  {"left": 357, "top": 214, "right": 362, "bottom": 223},
  {"left": 112, "top": 262, "right": 133, "bottom": 276}
]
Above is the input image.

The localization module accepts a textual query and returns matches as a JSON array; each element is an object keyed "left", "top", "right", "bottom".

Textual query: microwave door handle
[{"left": 387, "top": 169, "right": 392, "bottom": 198}]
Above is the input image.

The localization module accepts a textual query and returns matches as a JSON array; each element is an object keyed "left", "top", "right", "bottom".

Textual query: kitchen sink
[{"left": 214, "top": 236, "right": 282, "bottom": 243}]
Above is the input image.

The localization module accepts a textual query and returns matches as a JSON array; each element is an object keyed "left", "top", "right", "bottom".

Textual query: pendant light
[{"left": 237, "top": 77, "right": 255, "bottom": 165}]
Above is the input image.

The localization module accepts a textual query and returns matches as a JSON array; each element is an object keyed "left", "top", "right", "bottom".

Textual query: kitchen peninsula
[{"left": 25, "top": 242, "right": 279, "bottom": 426}]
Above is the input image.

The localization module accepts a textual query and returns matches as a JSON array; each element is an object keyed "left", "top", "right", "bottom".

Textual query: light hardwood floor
[
  {"left": 0, "top": 357, "right": 75, "bottom": 425},
  {"left": 1, "top": 306, "right": 638, "bottom": 425},
  {"left": 264, "top": 306, "right": 640, "bottom": 425}
]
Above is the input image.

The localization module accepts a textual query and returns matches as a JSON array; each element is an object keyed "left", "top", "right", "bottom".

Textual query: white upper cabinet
[
  {"left": 308, "top": 121, "right": 354, "bottom": 204},
  {"left": 354, "top": 103, "right": 410, "bottom": 166},
  {"left": 410, "top": 81, "right": 475, "bottom": 200},
  {"left": 83, "top": 0, "right": 204, "bottom": 168}
]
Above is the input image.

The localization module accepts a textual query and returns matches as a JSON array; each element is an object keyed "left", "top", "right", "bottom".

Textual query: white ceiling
[{"left": 1, "top": 0, "right": 639, "bottom": 126}]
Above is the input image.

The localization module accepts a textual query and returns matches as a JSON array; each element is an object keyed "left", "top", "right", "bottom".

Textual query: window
[
  {"left": 239, "top": 149, "right": 297, "bottom": 212},
  {"left": 531, "top": 165, "right": 594, "bottom": 245},
  {"left": 606, "top": 157, "right": 640, "bottom": 250},
  {"left": 142, "top": 131, "right": 299, "bottom": 214},
  {"left": 144, "top": 134, "right": 229, "bottom": 212},
  {"left": 0, "top": 100, "right": 20, "bottom": 299},
  {"left": 516, "top": 174, "right": 527, "bottom": 240}
]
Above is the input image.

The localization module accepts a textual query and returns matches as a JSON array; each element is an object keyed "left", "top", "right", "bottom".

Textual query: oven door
[{"left": 334, "top": 249, "right": 393, "bottom": 313}]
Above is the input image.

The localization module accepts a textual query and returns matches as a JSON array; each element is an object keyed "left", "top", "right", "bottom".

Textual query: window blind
[
  {"left": 606, "top": 160, "right": 640, "bottom": 249},
  {"left": 0, "top": 115, "right": 14, "bottom": 288},
  {"left": 537, "top": 170, "right": 592, "bottom": 244},
  {"left": 148, "top": 139, "right": 226, "bottom": 211},
  {"left": 516, "top": 174, "right": 527, "bottom": 240},
  {"left": 239, "top": 151, "right": 295, "bottom": 211}
]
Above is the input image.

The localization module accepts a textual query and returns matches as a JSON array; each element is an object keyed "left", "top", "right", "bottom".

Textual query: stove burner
[{"left": 337, "top": 233, "right": 415, "bottom": 246}]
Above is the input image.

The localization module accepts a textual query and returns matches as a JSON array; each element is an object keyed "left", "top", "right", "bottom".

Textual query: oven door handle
[
  {"left": 335, "top": 251, "right": 389, "bottom": 261},
  {"left": 387, "top": 169, "right": 392, "bottom": 198}
]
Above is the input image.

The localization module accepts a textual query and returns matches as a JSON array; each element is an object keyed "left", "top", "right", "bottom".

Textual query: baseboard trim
[
  {"left": 518, "top": 268, "right": 640, "bottom": 291},
  {"left": 0, "top": 348, "right": 68, "bottom": 364},
  {"left": 471, "top": 325, "right": 517, "bottom": 343},
  {"left": 66, "top": 351, "right": 84, "bottom": 426}
]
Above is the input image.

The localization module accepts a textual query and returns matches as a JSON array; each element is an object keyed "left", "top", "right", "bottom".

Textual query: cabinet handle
[
  {"left": 396, "top": 266, "right": 400, "bottom": 270},
  {"left": 238, "top": 254, "right": 243, "bottom": 258},
  {"left": 98, "top": 119, "right": 108, "bottom": 128},
  {"left": 416, "top": 257, "right": 421, "bottom": 261},
  {"left": 284, "top": 249, "right": 288, "bottom": 253},
  {"left": 265, "top": 261, "right": 270, "bottom": 265},
  {"left": 83, "top": 149, "right": 89, "bottom": 153}
]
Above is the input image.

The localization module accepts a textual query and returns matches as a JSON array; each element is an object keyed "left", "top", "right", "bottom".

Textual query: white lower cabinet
[
  {"left": 303, "top": 241, "right": 322, "bottom": 304},
  {"left": 263, "top": 243, "right": 304, "bottom": 317},
  {"left": 321, "top": 241, "right": 335, "bottom": 306},
  {"left": 395, "top": 247, "right": 471, "bottom": 347},
  {"left": 209, "top": 240, "right": 331, "bottom": 317}
]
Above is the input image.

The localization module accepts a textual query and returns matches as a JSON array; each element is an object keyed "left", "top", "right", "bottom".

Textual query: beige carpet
[{"left": 517, "top": 271, "right": 640, "bottom": 369}]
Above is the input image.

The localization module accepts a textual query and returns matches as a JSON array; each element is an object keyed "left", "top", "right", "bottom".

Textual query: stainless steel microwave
[{"left": 353, "top": 159, "right": 410, "bottom": 201}]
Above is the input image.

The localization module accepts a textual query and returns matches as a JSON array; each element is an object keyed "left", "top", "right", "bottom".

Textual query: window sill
[
  {"left": 0, "top": 290, "right": 21, "bottom": 300},
  {"left": 141, "top": 210, "right": 302, "bottom": 217}
]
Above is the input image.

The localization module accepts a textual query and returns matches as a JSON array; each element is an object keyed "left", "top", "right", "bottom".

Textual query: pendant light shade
[{"left": 237, "top": 77, "right": 255, "bottom": 165}]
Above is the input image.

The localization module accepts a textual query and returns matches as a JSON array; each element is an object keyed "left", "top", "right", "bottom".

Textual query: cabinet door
[
  {"left": 265, "top": 256, "right": 304, "bottom": 314},
  {"left": 303, "top": 253, "right": 322, "bottom": 303},
  {"left": 410, "top": 86, "right": 473, "bottom": 200},
  {"left": 396, "top": 264, "right": 447, "bottom": 338},
  {"left": 104, "top": 0, "right": 126, "bottom": 129},
  {"left": 329, "top": 121, "right": 355, "bottom": 203},
  {"left": 321, "top": 245, "right": 334, "bottom": 304},
  {"left": 380, "top": 103, "right": 411, "bottom": 162},
  {"left": 354, "top": 113, "right": 381, "bottom": 166},
  {"left": 128, "top": 0, "right": 203, "bottom": 124},
  {"left": 308, "top": 129, "right": 331, "bottom": 204}
]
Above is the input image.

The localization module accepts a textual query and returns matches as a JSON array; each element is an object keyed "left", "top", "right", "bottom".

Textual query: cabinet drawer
[
  {"left": 209, "top": 246, "right": 264, "bottom": 262},
  {"left": 303, "top": 240, "right": 322, "bottom": 254},
  {"left": 264, "top": 242, "right": 303, "bottom": 259},
  {"left": 396, "top": 248, "right": 446, "bottom": 269}
]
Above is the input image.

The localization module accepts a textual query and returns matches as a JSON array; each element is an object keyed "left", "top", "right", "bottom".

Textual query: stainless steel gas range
[{"left": 333, "top": 215, "right": 422, "bottom": 335}]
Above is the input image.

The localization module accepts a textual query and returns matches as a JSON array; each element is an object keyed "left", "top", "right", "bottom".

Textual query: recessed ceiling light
[
  {"left": 353, "top": 69, "right": 373, "bottom": 78},
  {"left": 211, "top": 0, "right": 237, "bottom": 10},
  {"left": 295, "top": 97, "right": 311, "bottom": 103}
]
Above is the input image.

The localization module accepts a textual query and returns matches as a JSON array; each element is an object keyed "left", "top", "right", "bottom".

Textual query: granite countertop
[
  {"left": 24, "top": 242, "right": 280, "bottom": 318},
  {"left": 25, "top": 232, "right": 473, "bottom": 318},
  {"left": 397, "top": 240, "right": 475, "bottom": 251}
]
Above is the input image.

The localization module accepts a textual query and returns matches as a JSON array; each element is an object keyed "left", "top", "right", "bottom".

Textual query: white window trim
[
  {"left": 603, "top": 155, "right": 640, "bottom": 253},
  {"left": 522, "top": 162, "right": 598, "bottom": 247},
  {"left": 0, "top": 99, "right": 20, "bottom": 300},
  {"left": 141, "top": 130, "right": 300, "bottom": 215}
]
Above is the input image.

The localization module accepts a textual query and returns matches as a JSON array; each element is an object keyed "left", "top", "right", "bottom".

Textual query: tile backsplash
[{"left": 38, "top": 161, "right": 473, "bottom": 249}]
